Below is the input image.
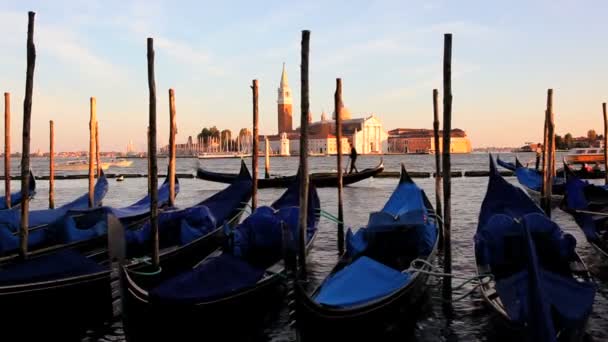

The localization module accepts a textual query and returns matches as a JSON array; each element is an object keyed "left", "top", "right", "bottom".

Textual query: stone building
[{"left": 387, "top": 128, "right": 472, "bottom": 153}]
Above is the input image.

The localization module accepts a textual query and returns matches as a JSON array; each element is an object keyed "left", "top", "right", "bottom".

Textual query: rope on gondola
[
  {"left": 408, "top": 258, "right": 493, "bottom": 302},
  {"left": 129, "top": 258, "right": 163, "bottom": 276}
]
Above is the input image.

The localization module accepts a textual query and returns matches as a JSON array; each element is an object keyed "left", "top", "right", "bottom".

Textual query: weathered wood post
[
  {"left": 252, "top": 79, "right": 259, "bottom": 209},
  {"left": 168, "top": 89, "right": 177, "bottom": 207},
  {"left": 4, "top": 92, "right": 10, "bottom": 208},
  {"left": 432, "top": 89, "right": 443, "bottom": 247},
  {"left": 441, "top": 33, "right": 453, "bottom": 302},
  {"left": 541, "top": 111, "right": 549, "bottom": 202},
  {"left": 147, "top": 38, "right": 160, "bottom": 267},
  {"left": 335, "top": 78, "right": 345, "bottom": 255},
  {"left": 298, "top": 30, "right": 311, "bottom": 279},
  {"left": 265, "top": 136, "right": 270, "bottom": 179},
  {"left": 95, "top": 121, "right": 101, "bottom": 177},
  {"left": 603, "top": 103, "right": 607, "bottom": 185},
  {"left": 542, "top": 89, "right": 555, "bottom": 216},
  {"left": 147, "top": 126, "right": 151, "bottom": 194},
  {"left": 20, "top": 11, "right": 36, "bottom": 258},
  {"left": 49, "top": 120, "right": 55, "bottom": 209},
  {"left": 88, "top": 97, "right": 96, "bottom": 208}
]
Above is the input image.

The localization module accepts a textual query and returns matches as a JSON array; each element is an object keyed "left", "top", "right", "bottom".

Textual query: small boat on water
[
  {"left": 197, "top": 158, "right": 384, "bottom": 188},
  {"left": 498, "top": 157, "right": 565, "bottom": 206},
  {"left": 55, "top": 158, "right": 132, "bottom": 171},
  {"left": 475, "top": 156, "right": 596, "bottom": 341},
  {"left": 562, "top": 163, "right": 608, "bottom": 257},
  {"left": 122, "top": 171, "right": 320, "bottom": 341},
  {"left": 0, "top": 172, "right": 174, "bottom": 258},
  {"left": 0, "top": 170, "right": 36, "bottom": 210},
  {"left": 497, "top": 155, "right": 605, "bottom": 179},
  {"left": 566, "top": 147, "right": 605, "bottom": 164},
  {"left": 294, "top": 164, "right": 439, "bottom": 339}
]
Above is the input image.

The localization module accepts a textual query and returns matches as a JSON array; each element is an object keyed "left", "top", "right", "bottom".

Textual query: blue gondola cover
[{"left": 314, "top": 256, "right": 411, "bottom": 307}]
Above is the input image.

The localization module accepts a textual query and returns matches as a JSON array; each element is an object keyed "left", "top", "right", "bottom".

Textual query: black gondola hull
[
  {"left": 0, "top": 270, "right": 112, "bottom": 340},
  {"left": 197, "top": 160, "right": 384, "bottom": 188}
]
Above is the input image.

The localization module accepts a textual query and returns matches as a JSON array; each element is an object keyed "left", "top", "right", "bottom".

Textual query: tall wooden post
[
  {"left": 49, "top": 120, "right": 55, "bottom": 209},
  {"left": 88, "top": 97, "right": 96, "bottom": 208},
  {"left": 541, "top": 113, "right": 549, "bottom": 200},
  {"left": 20, "top": 11, "right": 36, "bottom": 258},
  {"left": 432, "top": 89, "right": 443, "bottom": 246},
  {"left": 603, "top": 103, "right": 607, "bottom": 185},
  {"left": 147, "top": 38, "right": 160, "bottom": 266},
  {"left": 168, "top": 89, "right": 177, "bottom": 207},
  {"left": 4, "top": 92, "right": 10, "bottom": 208},
  {"left": 265, "top": 136, "right": 271, "bottom": 179},
  {"left": 95, "top": 121, "right": 101, "bottom": 177},
  {"left": 542, "top": 89, "right": 554, "bottom": 216},
  {"left": 335, "top": 78, "right": 345, "bottom": 255},
  {"left": 252, "top": 79, "right": 259, "bottom": 209},
  {"left": 441, "top": 33, "right": 453, "bottom": 302},
  {"left": 147, "top": 126, "right": 151, "bottom": 194},
  {"left": 298, "top": 30, "right": 311, "bottom": 279}
]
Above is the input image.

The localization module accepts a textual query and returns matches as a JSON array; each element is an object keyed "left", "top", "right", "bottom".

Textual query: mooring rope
[
  {"left": 128, "top": 258, "right": 163, "bottom": 276},
  {"left": 407, "top": 258, "right": 493, "bottom": 302}
]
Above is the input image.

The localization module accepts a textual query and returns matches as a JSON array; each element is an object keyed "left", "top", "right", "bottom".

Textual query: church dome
[{"left": 332, "top": 106, "right": 352, "bottom": 121}]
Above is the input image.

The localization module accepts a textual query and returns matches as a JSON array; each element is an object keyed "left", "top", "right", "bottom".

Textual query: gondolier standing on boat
[{"left": 349, "top": 143, "right": 358, "bottom": 174}]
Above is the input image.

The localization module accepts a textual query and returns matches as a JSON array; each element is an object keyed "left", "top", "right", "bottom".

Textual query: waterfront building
[{"left": 387, "top": 128, "right": 472, "bottom": 154}]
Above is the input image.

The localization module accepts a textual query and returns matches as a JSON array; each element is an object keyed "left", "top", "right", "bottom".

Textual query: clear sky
[{"left": 1, "top": 0, "right": 607, "bottom": 152}]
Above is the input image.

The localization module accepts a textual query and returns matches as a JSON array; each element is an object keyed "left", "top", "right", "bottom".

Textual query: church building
[{"left": 262, "top": 64, "right": 388, "bottom": 155}]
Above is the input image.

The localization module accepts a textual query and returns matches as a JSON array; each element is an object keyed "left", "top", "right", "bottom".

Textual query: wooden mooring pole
[
  {"left": 95, "top": 121, "right": 101, "bottom": 178},
  {"left": 335, "top": 78, "right": 345, "bottom": 255},
  {"left": 432, "top": 89, "right": 443, "bottom": 247},
  {"left": 168, "top": 89, "right": 177, "bottom": 207},
  {"left": 542, "top": 89, "right": 555, "bottom": 216},
  {"left": 147, "top": 38, "right": 160, "bottom": 267},
  {"left": 88, "top": 97, "right": 96, "bottom": 208},
  {"left": 49, "top": 120, "right": 55, "bottom": 209},
  {"left": 20, "top": 11, "right": 36, "bottom": 258},
  {"left": 4, "top": 92, "right": 10, "bottom": 209},
  {"left": 252, "top": 79, "right": 259, "bottom": 209},
  {"left": 298, "top": 30, "right": 311, "bottom": 279},
  {"left": 265, "top": 136, "right": 271, "bottom": 179},
  {"left": 603, "top": 102, "right": 607, "bottom": 185},
  {"left": 441, "top": 33, "right": 453, "bottom": 302}
]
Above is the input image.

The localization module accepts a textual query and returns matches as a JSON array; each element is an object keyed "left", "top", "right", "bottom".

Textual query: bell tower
[{"left": 277, "top": 63, "right": 293, "bottom": 133}]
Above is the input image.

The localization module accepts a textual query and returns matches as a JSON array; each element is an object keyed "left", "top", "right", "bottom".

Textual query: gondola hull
[
  {"left": 197, "top": 159, "right": 384, "bottom": 188},
  {"left": 0, "top": 269, "right": 113, "bottom": 340},
  {"left": 295, "top": 251, "right": 435, "bottom": 340},
  {"left": 294, "top": 164, "right": 439, "bottom": 340}
]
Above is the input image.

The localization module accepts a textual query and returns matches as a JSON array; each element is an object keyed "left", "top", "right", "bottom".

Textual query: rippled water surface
[{"left": 2, "top": 152, "right": 608, "bottom": 341}]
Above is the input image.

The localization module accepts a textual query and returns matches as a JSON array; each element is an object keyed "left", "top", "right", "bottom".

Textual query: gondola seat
[{"left": 0, "top": 249, "right": 107, "bottom": 286}]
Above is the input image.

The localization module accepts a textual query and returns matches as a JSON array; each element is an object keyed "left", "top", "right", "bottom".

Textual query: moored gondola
[
  {"left": 121, "top": 173, "right": 320, "bottom": 341},
  {"left": 562, "top": 162, "right": 608, "bottom": 257},
  {"left": 294, "top": 164, "right": 439, "bottom": 340},
  {"left": 0, "top": 172, "right": 176, "bottom": 257},
  {"left": 0, "top": 169, "right": 36, "bottom": 210},
  {"left": 474, "top": 156, "right": 596, "bottom": 341},
  {"left": 0, "top": 209, "right": 122, "bottom": 340},
  {"left": 510, "top": 157, "right": 565, "bottom": 206},
  {"left": 197, "top": 158, "right": 384, "bottom": 188}
]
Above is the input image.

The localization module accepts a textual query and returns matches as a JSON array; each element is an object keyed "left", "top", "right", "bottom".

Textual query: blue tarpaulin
[
  {"left": 0, "top": 249, "right": 107, "bottom": 286},
  {"left": 314, "top": 256, "right": 411, "bottom": 307}
]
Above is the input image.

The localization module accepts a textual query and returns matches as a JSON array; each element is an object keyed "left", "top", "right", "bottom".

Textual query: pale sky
[{"left": 1, "top": 0, "right": 607, "bottom": 152}]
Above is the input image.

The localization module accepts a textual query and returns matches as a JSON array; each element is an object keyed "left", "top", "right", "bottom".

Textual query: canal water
[{"left": 2, "top": 152, "right": 607, "bottom": 341}]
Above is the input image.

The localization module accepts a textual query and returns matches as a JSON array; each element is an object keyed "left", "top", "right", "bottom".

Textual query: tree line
[
  {"left": 196, "top": 126, "right": 253, "bottom": 152},
  {"left": 553, "top": 129, "right": 604, "bottom": 150}
]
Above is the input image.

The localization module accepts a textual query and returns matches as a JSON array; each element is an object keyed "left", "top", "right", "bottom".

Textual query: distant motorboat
[
  {"left": 55, "top": 160, "right": 111, "bottom": 171},
  {"left": 54, "top": 158, "right": 133, "bottom": 171},
  {"left": 197, "top": 152, "right": 252, "bottom": 159},
  {"left": 116, "top": 175, "right": 125, "bottom": 182},
  {"left": 565, "top": 147, "right": 605, "bottom": 164}
]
